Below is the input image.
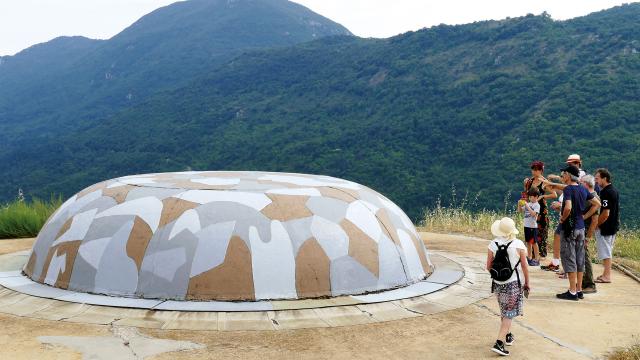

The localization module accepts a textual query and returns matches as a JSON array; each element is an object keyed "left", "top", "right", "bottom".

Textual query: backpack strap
[
  {"left": 514, "top": 258, "right": 522, "bottom": 289},
  {"left": 497, "top": 241, "right": 522, "bottom": 288},
  {"left": 508, "top": 241, "right": 522, "bottom": 288}
]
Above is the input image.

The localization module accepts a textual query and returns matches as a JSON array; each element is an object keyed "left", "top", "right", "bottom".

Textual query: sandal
[{"left": 595, "top": 278, "right": 611, "bottom": 283}]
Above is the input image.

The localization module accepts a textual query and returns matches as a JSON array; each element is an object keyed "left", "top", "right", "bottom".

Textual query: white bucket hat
[{"left": 491, "top": 217, "right": 519, "bottom": 238}]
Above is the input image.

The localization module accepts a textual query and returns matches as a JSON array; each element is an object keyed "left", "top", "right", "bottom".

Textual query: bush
[{"left": 0, "top": 196, "right": 62, "bottom": 239}]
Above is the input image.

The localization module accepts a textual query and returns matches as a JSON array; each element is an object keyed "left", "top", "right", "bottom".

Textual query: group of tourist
[{"left": 486, "top": 154, "right": 621, "bottom": 356}]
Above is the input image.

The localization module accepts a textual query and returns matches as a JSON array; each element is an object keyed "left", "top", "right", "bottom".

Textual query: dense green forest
[
  {"left": 1, "top": 1, "right": 639, "bottom": 223},
  {"left": 0, "top": 0, "right": 350, "bottom": 141}
]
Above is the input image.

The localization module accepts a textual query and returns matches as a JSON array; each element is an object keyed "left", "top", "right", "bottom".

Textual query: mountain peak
[{"left": 115, "top": 0, "right": 351, "bottom": 43}]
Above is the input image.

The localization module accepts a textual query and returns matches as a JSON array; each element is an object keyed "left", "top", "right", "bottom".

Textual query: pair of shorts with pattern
[
  {"left": 560, "top": 228, "right": 585, "bottom": 273},
  {"left": 494, "top": 280, "right": 524, "bottom": 319},
  {"left": 596, "top": 229, "right": 616, "bottom": 260},
  {"left": 524, "top": 227, "right": 538, "bottom": 244}
]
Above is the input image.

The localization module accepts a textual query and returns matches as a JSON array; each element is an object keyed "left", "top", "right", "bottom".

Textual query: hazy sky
[{"left": 0, "top": 0, "right": 630, "bottom": 56}]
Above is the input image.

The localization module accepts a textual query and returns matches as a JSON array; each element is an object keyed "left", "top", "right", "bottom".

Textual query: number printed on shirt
[{"left": 603, "top": 200, "right": 608, "bottom": 208}]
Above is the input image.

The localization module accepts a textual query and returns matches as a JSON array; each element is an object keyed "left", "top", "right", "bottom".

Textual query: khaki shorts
[{"left": 596, "top": 229, "right": 616, "bottom": 260}]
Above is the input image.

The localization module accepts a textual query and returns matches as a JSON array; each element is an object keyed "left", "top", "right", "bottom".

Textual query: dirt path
[
  {"left": 0, "top": 234, "right": 638, "bottom": 359},
  {"left": 0, "top": 237, "right": 35, "bottom": 255}
]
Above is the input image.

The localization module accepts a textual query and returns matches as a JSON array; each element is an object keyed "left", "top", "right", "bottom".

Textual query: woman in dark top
[{"left": 523, "top": 161, "right": 557, "bottom": 258}]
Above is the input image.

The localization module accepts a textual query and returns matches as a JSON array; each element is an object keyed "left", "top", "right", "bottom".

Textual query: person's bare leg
[
  {"left": 533, "top": 243, "right": 540, "bottom": 261},
  {"left": 553, "top": 233, "right": 560, "bottom": 261},
  {"left": 576, "top": 272, "right": 583, "bottom": 292},
  {"left": 568, "top": 272, "right": 577, "bottom": 293},
  {"left": 602, "top": 258, "right": 612, "bottom": 281},
  {"left": 498, "top": 317, "right": 512, "bottom": 342}
]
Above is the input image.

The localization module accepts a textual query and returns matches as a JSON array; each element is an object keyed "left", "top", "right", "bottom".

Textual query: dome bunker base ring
[{"left": 24, "top": 171, "right": 433, "bottom": 302}]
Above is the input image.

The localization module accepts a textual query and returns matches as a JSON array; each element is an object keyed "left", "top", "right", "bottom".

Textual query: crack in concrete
[
  {"left": 310, "top": 309, "right": 334, "bottom": 328},
  {"left": 357, "top": 307, "right": 374, "bottom": 317},
  {"left": 111, "top": 325, "right": 140, "bottom": 359},
  {"left": 394, "top": 302, "right": 426, "bottom": 315},
  {"left": 472, "top": 303, "right": 596, "bottom": 359}
]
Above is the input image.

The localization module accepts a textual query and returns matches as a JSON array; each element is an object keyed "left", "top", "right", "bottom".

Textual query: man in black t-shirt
[{"left": 594, "top": 168, "right": 620, "bottom": 283}]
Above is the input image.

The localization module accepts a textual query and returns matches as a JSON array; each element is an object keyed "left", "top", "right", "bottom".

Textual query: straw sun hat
[{"left": 491, "top": 217, "right": 519, "bottom": 238}]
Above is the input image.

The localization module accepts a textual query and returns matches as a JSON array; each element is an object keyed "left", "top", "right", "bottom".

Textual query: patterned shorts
[{"left": 494, "top": 281, "right": 524, "bottom": 319}]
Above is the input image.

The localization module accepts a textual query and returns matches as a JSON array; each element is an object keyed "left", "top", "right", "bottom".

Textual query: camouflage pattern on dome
[{"left": 24, "top": 171, "right": 433, "bottom": 301}]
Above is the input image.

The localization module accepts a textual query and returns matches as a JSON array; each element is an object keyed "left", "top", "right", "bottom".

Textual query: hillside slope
[
  {"left": 0, "top": 0, "right": 351, "bottom": 143},
  {"left": 2, "top": 4, "right": 639, "bottom": 221}
]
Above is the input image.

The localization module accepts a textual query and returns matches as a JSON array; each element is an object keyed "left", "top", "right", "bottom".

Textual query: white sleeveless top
[{"left": 488, "top": 237, "right": 527, "bottom": 285}]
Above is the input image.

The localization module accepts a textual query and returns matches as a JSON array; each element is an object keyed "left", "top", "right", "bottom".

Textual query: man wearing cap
[
  {"left": 543, "top": 154, "right": 593, "bottom": 273},
  {"left": 553, "top": 164, "right": 598, "bottom": 300}
]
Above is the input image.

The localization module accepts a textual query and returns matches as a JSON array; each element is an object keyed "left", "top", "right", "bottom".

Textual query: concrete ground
[{"left": 0, "top": 234, "right": 638, "bottom": 359}]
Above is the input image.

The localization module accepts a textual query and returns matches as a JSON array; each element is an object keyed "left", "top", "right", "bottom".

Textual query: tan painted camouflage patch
[
  {"left": 23, "top": 252, "right": 37, "bottom": 278},
  {"left": 158, "top": 197, "right": 199, "bottom": 228},
  {"left": 342, "top": 219, "right": 380, "bottom": 277},
  {"left": 52, "top": 240, "right": 83, "bottom": 289},
  {"left": 261, "top": 194, "right": 313, "bottom": 221},
  {"left": 319, "top": 187, "right": 357, "bottom": 203},
  {"left": 102, "top": 185, "right": 136, "bottom": 204},
  {"left": 126, "top": 216, "right": 153, "bottom": 272},
  {"left": 376, "top": 208, "right": 401, "bottom": 245},
  {"left": 410, "top": 232, "right": 431, "bottom": 275},
  {"left": 186, "top": 236, "right": 255, "bottom": 301},
  {"left": 55, "top": 218, "right": 73, "bottom": 240},
  {"left": 76, "top": 181, "right": 107, "bottom": 199},
  {"left": 295, "top": 237, "right": 331, "bottom": 298}
]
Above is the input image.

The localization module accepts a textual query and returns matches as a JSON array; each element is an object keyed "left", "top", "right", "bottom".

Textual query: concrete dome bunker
[{"left": 24, "top": 171, "right": 433, "bottom": 302}]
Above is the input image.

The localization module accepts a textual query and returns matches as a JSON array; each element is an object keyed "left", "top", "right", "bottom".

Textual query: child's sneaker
[
  {"left": 491, "top": 340, "right": 510, "bottom": 356},
  {"left": 530, "top": 259, "right": 540, "bottom": 266},
  {"left": 526, "top": 258, "right": 533, "bottom": 266},
  {"left": 505, "top": 333, "right": 515, "bottom": 346}
]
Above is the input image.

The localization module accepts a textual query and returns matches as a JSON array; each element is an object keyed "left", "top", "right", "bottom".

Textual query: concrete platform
[
  {"left": 2, "top": 233, "right": 639, "bottom": 359},
  {"left": 0, "top": 249, "right": 490, "bottom": 330}
]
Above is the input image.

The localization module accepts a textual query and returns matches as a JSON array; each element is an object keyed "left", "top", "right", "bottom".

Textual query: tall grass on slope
[
  {"left": 421, "top": 190, "right": 639, "bottom": 263},
  {"left": 614, "top": 230, "right": 640, "bottom": 262},
  {"left": 421, "top": 189, "right": 523, "bottom": 238},
  {"left": 0, "top": 196, "right": 62, "bottom": 239}
]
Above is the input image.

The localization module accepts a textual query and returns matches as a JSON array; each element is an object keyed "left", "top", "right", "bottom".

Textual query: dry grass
[
  {"left": 607, "top": 343, "right": 640, "bottom": 360},
  {"left": 421, "top": 200, "right": 523, "bottom": 240},
  {"left": 421, "top": 202, "right": 640, "bottom": 266},
  {"left": 614, "top": 229, "right": 640, "bottom": 261}
]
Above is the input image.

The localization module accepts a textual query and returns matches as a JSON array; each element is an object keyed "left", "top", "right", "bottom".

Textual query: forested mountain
[
  {"left": 1, "top": 2, "right": 639, "bottom": 222},
  {"left": 0, "top": 0, "right": 351, "bottom": 142}
]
